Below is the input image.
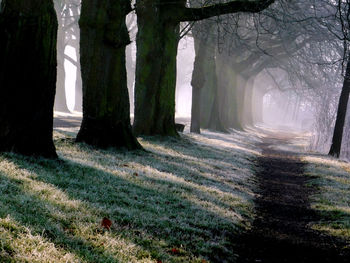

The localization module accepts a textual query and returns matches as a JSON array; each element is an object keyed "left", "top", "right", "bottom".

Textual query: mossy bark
[
  {"left": 207, "top": 51, "right": 227, "bottom": 133},
  {"left": 198, "top": 44, "right": 217, "bottom": 129},
  {"left": 216, "top": 54, "right": 244, "bottom": 131},
  {"left": 190, "top": 36, "right": 208, "bottom": 134},
  {"left": 76, "top": 0, "right": 141, "bottom": 150},
  {"left": 0, "top": 0, "right": 58, "bottom": 158},
  {"left": 133, "top": 0, "right": 184, "bottom": 136}
]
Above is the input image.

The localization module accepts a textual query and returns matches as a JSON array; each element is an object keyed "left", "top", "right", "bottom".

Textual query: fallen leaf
[
  {"left": 133, "top": 172, "right": 139, "bottom": 176},
  {"left": 157, "top": 260, "right": 162, "bottom": 263},
  {"left": 170, "top": 248, "right": 180, "bottom": 254},
  {"left": 101, "top": 217, "right": 112, "bottom": 230}
]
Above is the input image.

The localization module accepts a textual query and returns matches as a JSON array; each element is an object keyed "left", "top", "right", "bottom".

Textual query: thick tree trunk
[
  {"left": 190, "top": 36, "right": 208, "bottom": 133},
  {"left": 329, "top": 58, "right": 350, "bottom": 158},
  {"left": 207, "top": 49, "right": 227, "bottom": 133},
  {"left": 133, "top": 0, "right": 183, "bottom": 136},
  {"left": 0, "top": 0, "right": 58, "bottom": 158},
  {"left": 198, "top": 43, "right": 217, "bottom": 129},
  {"left": 216, "top": 55, "right": 243, "bottom": 130},
  {"left": 76, "top": 0, "right": 141, "bottom": 150}
]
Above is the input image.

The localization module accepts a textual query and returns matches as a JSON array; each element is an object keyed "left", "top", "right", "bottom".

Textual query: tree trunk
[
  {"left": 198, "top": 43, "right": 217, "bottom": 129},
  {"left": 207, "top": 49, "right": 227, "bottom": 133},
  {"left": 0, "top": 0, "right": 58, "bottom": 158},
  {"left": 252, "top": 86, "right": 265, "bottom": 124},
  {"left": 73, "top": 24, "right": 83, "bottom": 112},
  {"left": 133, "top": 0, "right": 183, "bottom": 136},
  {"left": 216, "top": 53, "right": 243, "bottom": 130},
  {"left": 74, "top": 58, "right": 83, "bottom": 112},
  {"left": 76, "top": 0, "right": 141, "bottom": 150},
  {"left": 329, "top": 58, "right": 350, "bottom": 158},
  {"left": 190, "top": 36, "right": 208, "bottom": 133},
  {"left": 242, "top": 77, "right": 255, "bottom": 128}
]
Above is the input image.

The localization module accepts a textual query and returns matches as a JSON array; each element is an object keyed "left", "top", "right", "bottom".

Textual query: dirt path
[{"left": 236, "top": 134, "right": 349, "bottom": 263}]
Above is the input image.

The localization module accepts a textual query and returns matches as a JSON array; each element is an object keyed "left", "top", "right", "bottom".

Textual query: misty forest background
[{"left": 1, "top": 0, "right": 350, "bottom": 262}]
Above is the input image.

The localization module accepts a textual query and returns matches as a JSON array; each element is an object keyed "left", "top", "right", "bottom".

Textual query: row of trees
[
  {"left": 0, "top": 0, "right": 275, "bottom": 158},
  {"left": 1, "top": 0, "right": 349, "bottom": 160},
  {"left": 187, "top": 0, "right": 350, "bottom": 159}
]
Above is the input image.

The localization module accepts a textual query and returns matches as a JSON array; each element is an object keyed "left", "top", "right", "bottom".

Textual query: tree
[
  {"left": 328, "top": 1, "right": 350, "bottom": 157},
  {"left": 53, "top": 0, "right": 82, "bottom": 112},
  {"left": 0, "top": 0, "right": 58, "bottom": 158},
  {"left": 190, "top": 35, "right": 208, "bottom": 133},
  {"left": 329, "top": 58, "right": 350, "bottom": 157},
  {"left": 76, "top": 0, "right": 141, "bottom": 150},
  {"left": 133, "top": 0, "right": 275, "bottom": 136}
]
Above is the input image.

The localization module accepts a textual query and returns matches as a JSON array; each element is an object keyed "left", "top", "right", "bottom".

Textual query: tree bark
[
  {"left": 190, "top": 36, "right": 208, "bottom": 133},
  {"left": 0, "top": 0, "right": 58, "bottom": 158},
  {"left": 329, "top": 58, "right": 350, "bottom": 158},
  {"left": 76, "top": 0, "right": 141, "bottom": 150},
  {"left": 133, "top": 0, "right": 182, "bottom": 136},
  {"left": 207, "top": 48, "right": 228, "bottom": 133}
]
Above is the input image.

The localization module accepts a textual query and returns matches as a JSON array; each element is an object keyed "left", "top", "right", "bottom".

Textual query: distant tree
[
  {"left": 328, "top": 1, "right": 350, "bottom": 157},
  {"left": 53, "top": 0, "right": 82, "bottom": 112},
  {"left": 76, "top": 0, "right": 141, "bottom": 150},
  {"left": 190, "top": 34, "right": 209, "bottom": 133},
  {"left": 189, "top": 0, "right": 340, "bottom": 134},
  {"left": 0, "top": 0, "right": 58, "bottom": 158},
  {"left": 54, "top": 0, "right": 70, "bottom": 113},
  {"left": 133, "top": 0, "right": 275, "bottom": 136}
]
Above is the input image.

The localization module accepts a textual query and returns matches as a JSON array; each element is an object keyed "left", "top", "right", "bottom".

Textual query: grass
[
  {"left": 0, "top": 128, "right": 259, "bottom": 263},
  {"left": 302, "top": 155, "right": 350, "bottom": 241},
  {"left": 1, "top": 126, "right": 350, "bottom": 262}
]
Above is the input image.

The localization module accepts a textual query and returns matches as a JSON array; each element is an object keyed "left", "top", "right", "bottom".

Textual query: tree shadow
[
  {"left": 1, "top": 151, "right": 245, "bottom": 262},
  {"left": 0, "top": 172, "right": 121, "bottom": 263}
]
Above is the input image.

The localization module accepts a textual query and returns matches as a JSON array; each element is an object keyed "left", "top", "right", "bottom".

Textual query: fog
[{"left": 54, "top": 0, "right": 350, "bottom": 159}]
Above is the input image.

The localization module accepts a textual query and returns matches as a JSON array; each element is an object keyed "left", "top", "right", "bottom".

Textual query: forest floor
[{"left": 0, "top": 114, "right": 349, "bottom": 262}]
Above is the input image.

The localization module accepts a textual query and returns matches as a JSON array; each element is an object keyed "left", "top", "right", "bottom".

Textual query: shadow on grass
[
  {"left": 0, "top": 172, "right": 119, "bottom": 263},
  {"left": 1, "top": 148, "right": 244, "bottom": 262}
]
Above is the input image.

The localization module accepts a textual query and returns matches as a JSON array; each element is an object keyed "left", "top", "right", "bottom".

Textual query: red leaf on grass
[
  {"left": 101, "top": 217, "right": 112, "bottom": 230},
  {"left": 171, "top": 248, "right": 180, "bottom": 254},
  {"left": 157, "top": 260, "right": 162, "bottom": 263},
  {"left": 133, "top": 172, "right": 139, "bottom": 176}
]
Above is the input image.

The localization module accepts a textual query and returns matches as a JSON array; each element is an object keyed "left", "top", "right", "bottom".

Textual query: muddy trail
[{"left": 235, "top": 134, "right": 350, "bottom": 263}]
